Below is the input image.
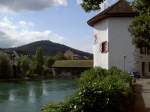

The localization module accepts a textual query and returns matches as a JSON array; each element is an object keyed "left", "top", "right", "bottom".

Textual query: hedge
[{"left": 41, "top": 67, "right": 133, "bottom": 112}]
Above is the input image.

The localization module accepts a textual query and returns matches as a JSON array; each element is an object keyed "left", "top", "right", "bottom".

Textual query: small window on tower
[
  {"left": 94, "top": 34, "right": 98, "bottom": 44},
  {"left": 140, "top": 47, "right": 146, "bottom": 54},
  {"left": 147, "top": 46, "right": 150, "bottom": 55},
  {"left": 140, "top": 46, "right": 150, "bottom": 55},
  {"left": 101, "top": 41, "right": 108, "bottom": 53}
]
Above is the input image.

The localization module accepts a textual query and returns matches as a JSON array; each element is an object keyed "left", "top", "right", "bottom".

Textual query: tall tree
[
  {"left": 34, "top": 47, "right": 44, "bottom": 75},
  {"left": 129, "top": 0, "right": 150, "bottom": 48},
  {"left": 0, "top": 53, "right": 12, "bottom": 79},
  {"left": 132, "top": 0, "right": 150, "bottom": 13},
  {"left": 20, "top": 56, "right": 30, "bottom": 77}
]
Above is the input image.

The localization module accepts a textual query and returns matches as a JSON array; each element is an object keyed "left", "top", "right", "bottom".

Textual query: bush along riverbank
[{"left": 41, "top": 67, "right": 134, "bottom": 112}]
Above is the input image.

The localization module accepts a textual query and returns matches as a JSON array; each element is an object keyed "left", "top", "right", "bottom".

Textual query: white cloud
[
  {"left": 0, "top": 0, "right": 67, "bottom": 12},
  {"left": 100, "top": 0, "right": 118, "bottom": 11},
  {"left": 0, "top": 17, "right": 92, "bottom": 52},
  {"left": 0, "top": 17, "right": 64, "bottom": 48}
]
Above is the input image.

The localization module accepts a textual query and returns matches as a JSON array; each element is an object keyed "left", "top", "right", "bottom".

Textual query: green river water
[{"left": 0, "top": 79, "right": 78, "bottom": 112}]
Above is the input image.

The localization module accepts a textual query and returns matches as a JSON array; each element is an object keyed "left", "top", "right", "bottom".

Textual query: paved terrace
[{"left": 133, "top": 79, "right": 150, "bottom": 112}]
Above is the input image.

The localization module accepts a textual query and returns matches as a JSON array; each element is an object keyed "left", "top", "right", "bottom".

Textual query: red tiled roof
[{"left": 87, "top": 0, "right": 138, "bottom": 27}]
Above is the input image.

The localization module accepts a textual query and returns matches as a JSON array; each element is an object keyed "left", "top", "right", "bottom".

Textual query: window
[
  {"left": 142, "top": 62, "right": 145, "bottom": 76},
  {"left": 147, "top": 46, "right": 150, "bottom": 55},
  {"left": 140, "top": 46, "right": 150, "bottom": 55},
  {"left": 100, "top": 41, "right": 108, "bottom": 53},
  {"left": 140, "top": 47, "right": 145, "bottom": 54},
  {"left": 149, "top": 62, "right": 150, "bottom": 72}
]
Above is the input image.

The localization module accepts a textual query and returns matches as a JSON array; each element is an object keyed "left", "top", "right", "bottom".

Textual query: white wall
[
  {"left": 93, "top": 20, "right": 109, "bottom": 69},
  {"left": 108, "top": 17, "right": 135, "bottom": 72}
]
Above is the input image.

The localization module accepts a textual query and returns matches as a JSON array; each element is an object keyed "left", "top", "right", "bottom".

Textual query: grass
[{"left": 52, "top": 60, "right": 93, "bottom": 68}]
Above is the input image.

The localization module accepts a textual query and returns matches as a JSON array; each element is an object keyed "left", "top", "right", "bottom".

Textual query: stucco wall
[
  {"left": 93, "top": 20, "right": 109, "bottom": 69},
  {"left": 108, "top": 17, "right": 135, "bottom": 72}
]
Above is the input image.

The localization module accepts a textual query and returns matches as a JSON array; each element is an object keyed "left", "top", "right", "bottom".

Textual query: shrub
[
  {"left": 41, "top": 103, "right": 61, "bottom": 112},
  {"left": 79, "top": 67, "right": 108, "bottom": 86},
  {"left": 41, "top": 67, "right": 133, "bottom": 112}
]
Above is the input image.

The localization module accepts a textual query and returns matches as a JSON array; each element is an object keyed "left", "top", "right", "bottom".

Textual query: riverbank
[{"left": 0, "top": 76, "right": 79, "bottom": 82}]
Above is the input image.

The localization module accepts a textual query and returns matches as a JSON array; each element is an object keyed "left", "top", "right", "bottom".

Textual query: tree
[
  {"left": 46, "top": 57, "right": 55, "bottom": 67},
  {"left": 129, "top": 13, "right": 150, "bottom": 48},
  {"left": 129, "top": 0, "right": 150, "bottom": 48},
  {"left": 28, "top": 57, "right": 38, "bottom": 78},
  {"left": 20, "top": 56, "right": 30, "bottom": 77},
  {"left": 35, "top": 47, "right": 44, "bottom": 65},
  {"left": 0, "top": 53, "right": 12, "bottom": 79},
  {"left": 34, "top": 47, "right": 44, "bottom": 75},
  {"left": 132, "top": 0, "right": 150, "bottom": 13},
  {"left": 81, "top": 0, "right": 105, "bottom": 12}
]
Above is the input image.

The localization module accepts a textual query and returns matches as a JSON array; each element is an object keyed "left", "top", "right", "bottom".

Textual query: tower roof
[{"left": 88, "top": 0, "right": 138, "bottom": 26}]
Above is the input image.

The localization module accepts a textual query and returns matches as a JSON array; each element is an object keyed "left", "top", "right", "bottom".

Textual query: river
[{"left": 0, "top": 79, "right": 78, "bottom": 112}]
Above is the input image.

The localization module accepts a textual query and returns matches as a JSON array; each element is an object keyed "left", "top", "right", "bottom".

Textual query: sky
[{"left": 0, "top": 0, "right": 117, "bottom": 53}]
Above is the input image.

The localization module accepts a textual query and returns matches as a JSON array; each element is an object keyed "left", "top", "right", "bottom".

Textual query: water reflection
[
  {"left": 0, "top": 79, "right": 78, "bottom": 112},
  {"left": 42, "top": 81, "right": 48, "bottom": 96},
  {"left": 9, "top": 90, "right": 15, "bottom": 101},
  {"left": 28, "top": 85, "right": 36, "bottom": 103}
]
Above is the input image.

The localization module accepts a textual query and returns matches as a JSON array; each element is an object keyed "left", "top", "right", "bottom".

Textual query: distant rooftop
[
  {"left": 52, "top": 60, "right": 93, "bottom": 68},
  {"left": 88, "top": 0, "right": 138, "bottom": 26}
]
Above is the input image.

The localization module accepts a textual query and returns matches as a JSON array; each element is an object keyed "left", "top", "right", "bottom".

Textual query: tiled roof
[{"left": 88, "top": 0, "right": 138, "bottom": 26}]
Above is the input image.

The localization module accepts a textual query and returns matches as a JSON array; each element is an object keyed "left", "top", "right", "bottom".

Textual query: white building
[{"left": 88, "top": 0, "right": 150, "bottom": 76}]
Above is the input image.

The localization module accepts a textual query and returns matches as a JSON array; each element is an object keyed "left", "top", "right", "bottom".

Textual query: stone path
[{"left": 133, "top": 79, "right": 150, "bottom": 112}]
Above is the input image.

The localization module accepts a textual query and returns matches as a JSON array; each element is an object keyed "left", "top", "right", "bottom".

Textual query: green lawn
[{"left": 52, "top": 60, "right": 93, "bottom": 68}]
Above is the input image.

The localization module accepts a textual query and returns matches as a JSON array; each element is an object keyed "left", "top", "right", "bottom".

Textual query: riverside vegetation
[
  {"left": 0, "top": 47, "right": 55, "bottom": 80},
  {"left": 41, "top": 67, "right": 134, "bottom": 112}
]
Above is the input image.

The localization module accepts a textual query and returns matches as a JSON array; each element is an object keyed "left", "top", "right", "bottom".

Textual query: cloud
[
  {"left": 0, "top": 0, "right": 67, "bottom": 12},
  {"left": 0, "top": 17, "right": 64, "bottom": 48},
  {"left": 100, "top": 0, "right": 118, "bottom": 11},
  {"left": 0, "top": 17, "right": 92, "bottom": 52}
]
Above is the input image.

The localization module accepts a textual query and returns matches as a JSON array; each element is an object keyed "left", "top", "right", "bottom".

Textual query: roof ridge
[
  {"left": 101, "top": 0, "right": 130, "bottom": 14},
  {"left": 87, "top": 0, "right": 138, "bottom": 26},
  {"left": 103, "top": 0, "right": 127, "bottom": 13}
]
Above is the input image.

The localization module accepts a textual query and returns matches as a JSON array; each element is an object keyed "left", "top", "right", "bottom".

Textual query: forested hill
[{"left": 1, "top": 40, "right": 93, "bottom": 59}]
